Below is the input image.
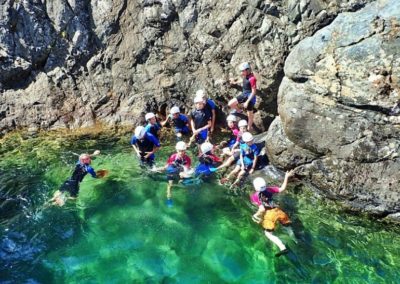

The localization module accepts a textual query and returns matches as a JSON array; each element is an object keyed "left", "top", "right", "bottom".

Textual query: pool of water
[{"left": 0, "top": 132, "right": 399, "bottom": 283}]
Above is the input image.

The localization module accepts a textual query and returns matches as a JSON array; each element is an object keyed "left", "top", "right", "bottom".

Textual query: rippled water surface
[{"left": 0, "top": 132, "right": 399, "bottom": 283}]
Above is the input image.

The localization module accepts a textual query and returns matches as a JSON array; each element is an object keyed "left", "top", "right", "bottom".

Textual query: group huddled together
[{"left": 51, "top": 62, "right": 297, "bottom": 257}]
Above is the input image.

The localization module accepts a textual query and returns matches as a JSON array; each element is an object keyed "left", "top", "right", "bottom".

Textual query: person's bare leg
[
  {"left": 247, "top": 110, "right": 254, "bottom": 131},
  {"left": 264, "top": 230, "right": 286, "bottom": 251},
  {"left": 217, "top": 156, "right": 234, "bottom": 170},
  {"left": 167, "top": 180, "right": 173, "bottom": 199}
]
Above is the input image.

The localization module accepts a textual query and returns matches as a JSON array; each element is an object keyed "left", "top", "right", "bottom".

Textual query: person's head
[
  {"left": 79, "top": 153, "right": 91, "bottom": 165},
  {"left": 195, "top": 89, "right": 207, "bottom": 100},
  {"left": 253, "top": 177, "right": 266, "bottom": 192},
  {"left": 134, "top": 126, "right": 146, "bottom": 140},
  {"left": 194, "top": 96, "right": 205, "bottom": 110},
  {"left": 175, "top": 141, "right": 187, "bottom": 157},
  {"left": 200, "top": 142, "right": 213, "bottom": 155},
  {"left": 242, "top": 132, "right": 254, "bottom": 145},
  {"left": 239, "top": 62, "right": 251, "bottom": 77},
  {"left": 145, "top": 112, "right": 156, "bottom": 124},
  {"left": 226, "top": 114, "right": 237, "bottom": 129},
  {"left": 238, "top": 119, "right": 248, "bottom": 132},
  {"left": 170, "top": 106, "right": 180, "bottom": 118}
]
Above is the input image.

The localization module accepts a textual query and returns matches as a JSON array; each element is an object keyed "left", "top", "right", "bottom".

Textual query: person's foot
[
  {"left": 252, "top": 215, "right": 261, "bottom": 223},
  {"left": 220, "top": 177, "right": 229, "bottom": 184},
  {"left": 166, "top": 198, "right": 173, "bottom": 207},
  {"left": 275, "top": 248, "right": 289, "bottom": 257}
]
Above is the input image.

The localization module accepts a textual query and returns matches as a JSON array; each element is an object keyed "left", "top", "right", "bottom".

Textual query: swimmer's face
[
  {"left": 245, "top": 140, "right": 254, "bottom": 146},
  {"left": 239, "top": 126, "right": 247, "bottom": 132},
  {"left": 149, "top": 117, "right": 156, "bottom": 124},
  {"left": 80, "top": 156, "right": 91, "bottom": 164},
  {"left": 177, "top": 150, "right": 185, "bottom": 157},
  {"left": 172, "top": 113, "right": 180, "bottom": 118}
]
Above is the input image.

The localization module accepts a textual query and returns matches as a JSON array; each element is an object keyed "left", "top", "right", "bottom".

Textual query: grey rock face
[
  {"left": 0, "top": 0, "right": 372, "bottom": 135},
  {"left": 267, "top": 0, "right": 400, "bottom": 219}
]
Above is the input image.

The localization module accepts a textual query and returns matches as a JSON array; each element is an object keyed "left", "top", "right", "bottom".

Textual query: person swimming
[{"left": 50, "top": 150, "right": 107, "bottom": 206}]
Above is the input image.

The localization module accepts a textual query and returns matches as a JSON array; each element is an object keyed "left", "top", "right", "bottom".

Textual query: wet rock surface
[{"left": 267, "top": 0, "right": 400, "bottom": 219}]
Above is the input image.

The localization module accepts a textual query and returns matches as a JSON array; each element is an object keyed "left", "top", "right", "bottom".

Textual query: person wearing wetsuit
[
  {"left": 195, "top": 90, "right": 217, "bottom": 134},
  {"left": 195, "top": 142, "right": 222, "bottom": 178},
  {"left": 131, "top": 126, "right": 160, "bottom": 167},
  {"left": 190, "top": 96, "right": 212, "bottom": 145},
  {"left": 250, "top": 170, "right": 295, "bottom": 257},
  {"left": 161, "top": 106, "right": 191, "bottom": 139},
  {"left": 144, "top": 112, "right": 162, "bottom": 139}
]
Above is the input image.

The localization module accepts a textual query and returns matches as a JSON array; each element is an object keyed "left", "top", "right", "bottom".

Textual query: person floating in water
[
  {"left": 161, "top": 106, "right": 191, "bottom": 140},
  {"left": 228, "top": 62, "right": 257, "bottom": 131},
  {"left": 131, "top": 125, "right": 160, "bottom": 167},
  {"left": 250, "top": 170, "right": 295, "bottom": 257},
  {"left": 195, "top": 142, "right": 222, "bottom": 179},
  {"left": 144, "top": 112, "right": 162, "bottom": 139},
  {"left": 50, "top": 150, "right": 107, "bottom": 206},
  {"left": 152, "top": 141, "right": 192, "bottom": 206}
]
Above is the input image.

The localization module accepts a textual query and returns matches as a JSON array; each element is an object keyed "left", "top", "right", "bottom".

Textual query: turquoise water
[{"left": 0, "top": 132, "right": 399, "bottom": 283}]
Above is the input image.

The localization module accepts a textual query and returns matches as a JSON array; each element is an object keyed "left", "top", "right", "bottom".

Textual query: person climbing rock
[
  {"left": 50, "top": 150, "right": 107, "bottom": 206},
  {"left": 189, "top": 96, "right": 212, "bottom": 146},
  {"left": 195, "top": 89, "right": 217, "bottom": 135},
  {"left": 228, "top": 62, "right": 257, "bottom": 131},
  {"left": 161, "top": 106, "right": 191, "bottom": 139},
  {"left": 250, "top": 170, "right": 295, "bottom": 257}
]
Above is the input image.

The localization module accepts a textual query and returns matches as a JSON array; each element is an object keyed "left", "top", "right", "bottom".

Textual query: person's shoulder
[{"left": 207, "top": 99, "right": 216, "bottom": 108}]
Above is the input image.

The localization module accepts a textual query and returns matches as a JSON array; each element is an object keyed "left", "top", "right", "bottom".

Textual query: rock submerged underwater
[{"left": 0, "top": 0, "right": 399, "bottom": 221}]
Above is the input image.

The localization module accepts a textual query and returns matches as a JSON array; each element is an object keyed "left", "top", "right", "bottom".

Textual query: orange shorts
[{"left": 261, "top": 208, "right": 291, "bottom": 231}]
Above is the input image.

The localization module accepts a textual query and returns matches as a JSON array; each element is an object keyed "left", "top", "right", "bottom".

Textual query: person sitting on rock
[
  {"left": 250, "top": 170, "right": 295, "bottom": 257},
  {"left": 144, "top": 112, "right": 162, "bottom": 139},
  {"left": 195, "top": 142, "right": 222, "bottom": 179},
  {"left": 221, "top": 132, "right": 260, "bottom": 187},
  {"left": 195, "top": 89, "right": 217, "bottom": 135},
  {"left": 228, "top": 62, "right": 257, "bottom": 131},
  {"left": 131, "top": 125, "right": 160, "bottom": 167},
  {"left": 50, "top": 151, "right": 107, "bottom": 206},
  {"left": 161, "top": 106, "right": 191, "bottom": 140},
  {"left": 217, "top": 119, "right": 248, "bottom": 171},
  {"left": 189, "top": 96, "right": 212, "bottom": 146}
]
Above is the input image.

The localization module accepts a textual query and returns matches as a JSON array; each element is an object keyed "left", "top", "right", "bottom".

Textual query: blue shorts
[
  {"left": 175, "top": 126, "right": 190, "bottom": 135},
  {"left": 236, "top": 93, "right": 256, "bottom": 111},
  {"left": 166, "top": 165, "right": 180, "bottom": 180},
  {"left": 236, "top": 157, "right": 254, "bottom": 170},
  {"left": 195, "top": 129, "right": 208, "bottom": 144}
]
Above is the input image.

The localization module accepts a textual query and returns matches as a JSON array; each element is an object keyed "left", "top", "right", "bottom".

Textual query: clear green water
[{"left": 0, "top": 132, "right": 399, "bottom": 283}]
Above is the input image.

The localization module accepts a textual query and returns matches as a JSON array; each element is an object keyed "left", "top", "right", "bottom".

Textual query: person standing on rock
[
  {"left": 161, "top": 106, "right": 191, "bottom": 140},
  {"left": 131, "top": 125, "right": 160, "bottom": 167},
  {"left": 144, "top": 112, "right": 162, "bottom": 139},
  {"left": 228, "top": 62, "right": 257, "bottom": 131},
  {"left": 250, "top": 170, "right": 295, "bottom": 257},
  {"left": 189, "top": 96, "right": 212, "bottom": 146},
  {"left": 195, "top": 90, "right": 217, "bottom": 135}
]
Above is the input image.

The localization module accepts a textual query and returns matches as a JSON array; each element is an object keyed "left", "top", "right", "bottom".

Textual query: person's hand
[
  {"left": 243, "top": 101, "right": 249, "bottom": 109},
  {"left": 229, "top": 78, "right": 236, "bottom": 85},
  {"left": 194, "top": 129, "right": 200, "bottom": 135},
  {"left": 144, "top": 152, "right": 153, "bottom": 159},
  {"left": 96, "top": 169, "right": 109, "bottom": 178},
  {"left": 241, "top": 165, "right": 245, "bottom": 171},
  {"left": 249, "top": 168, "right": 254, "bottom": 174},
  {"left": 210, "top": 127, "right": 214, "bottom": 133},
  {"left": 286, "top": 169, "right": 295, "bottom": 178},
  {"left": 92, "top": 150, "right": 100, "bottom": 156}
]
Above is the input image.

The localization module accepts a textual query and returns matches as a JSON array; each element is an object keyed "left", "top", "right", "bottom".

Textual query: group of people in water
[{"left": 51, "top": 62, "right": 297, "bottom": 257}]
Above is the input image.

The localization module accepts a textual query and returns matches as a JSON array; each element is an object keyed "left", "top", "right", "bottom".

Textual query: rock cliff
[
  {"left": 0, "top": 0, "right": 372, "bottom": 134},
  {"left": 267, "top": 0, "right": 400, "bottom": 221}
]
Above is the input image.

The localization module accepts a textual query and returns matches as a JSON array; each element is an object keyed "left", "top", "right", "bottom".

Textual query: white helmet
[
  {"left": 195, "top": 89, "right": 207, "bottom": 98},
  {"left": 242, "top": 132, "right": 253, "bottom": 142},
  {"left": 238, "top": 120, "right": 248, "bottom": 127},
  {"left": 200, "top": 142, "right": 213, "bottom": 154},
  {"left": 170, "top": 106, "right": 180, "bottom": 114},
  {"left": 253, "top": 177, "right": 266, "bottom": 191},
  {"left": 145, "top": 112, "right": 155, "bottom": 121},
  {"left": 176, "top": 141, "right": 187, "bottom": 151},
  {"left": 134, "top": 126, "right": 146, "bottom": 139},
  {"left": 194, "top": 96, "right": 204, "bottom": 103},
  {"left": 239, "top": 62, "right": 251, "bottom": 71},
  {"left": 226, "top": 115, "right": 237, "bottom": 122}
]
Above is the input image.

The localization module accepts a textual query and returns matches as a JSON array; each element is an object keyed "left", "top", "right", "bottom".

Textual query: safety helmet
[
  {"left": 176, "top": 141, "right": 187, "bottom": 151},
  {"left": 170, "top": 106, "right": 180, "bottom": 114},
  {"left": 239, "top": 62, "right": 251, "bottom": 71},
  {"left": 145, "top": 112, "right": 155, "bottom": 121},
  {"left": 200, "top": 142, "right": 213, "bottom": 154},
  {"left": 134, "top": 126, "right": 146, "bottom": 139},
  {"left": 195, "top": 89, "right": 207, "bottom": 98},
  {"left": 238, "top": 120, "right": 248, "bottom": 127},
  {"left": 194, "top": 96, "right": 205, "bottom": 103},
  {"left": 226, "top": 115, "right": 237, "bottom": 122},
  {"left": 253, "top": 177, "right": 266, "bottom": 191},
  {"left": 242, "top": 132, "right": 254, "bottom": 142}
]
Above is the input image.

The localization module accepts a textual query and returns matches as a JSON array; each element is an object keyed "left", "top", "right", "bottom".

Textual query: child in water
[
  {"left": 50, "top": 150, "right": 107, "bottom": 206},
  {"left": 250, "top": 170, "right": 295, "bottom": 257}
]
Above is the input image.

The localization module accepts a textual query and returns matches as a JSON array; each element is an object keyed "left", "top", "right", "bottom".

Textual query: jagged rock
[{"left": 267, "top": 0, "right": 400, "bottom": 217}]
